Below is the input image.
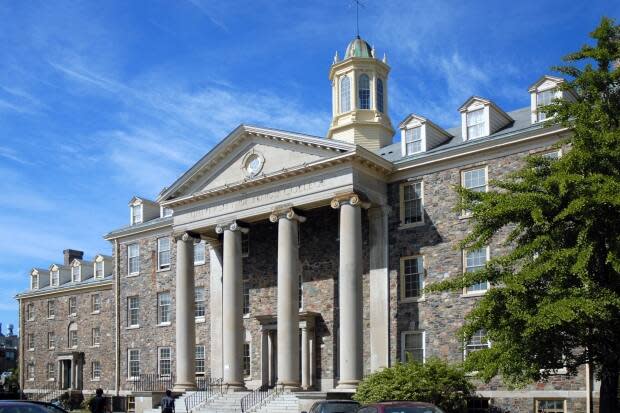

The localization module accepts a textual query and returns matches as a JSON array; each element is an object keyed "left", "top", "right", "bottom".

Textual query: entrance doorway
[{"left": 60, "top": 360, "right": 72, "bottom": 390}]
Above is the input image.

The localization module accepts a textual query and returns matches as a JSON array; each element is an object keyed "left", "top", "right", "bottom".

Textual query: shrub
[{"left": 353, "top": 357, "right": 475, "bottom": 413}]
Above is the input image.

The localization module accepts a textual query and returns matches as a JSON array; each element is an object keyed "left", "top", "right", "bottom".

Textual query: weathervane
[{"left": 351, "top": 0, "right": 365, "bottom": 37}]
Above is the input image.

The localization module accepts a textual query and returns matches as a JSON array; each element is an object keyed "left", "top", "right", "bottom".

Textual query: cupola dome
[{"left": 345, "top": 36, "right": 373, "bottom": 59}]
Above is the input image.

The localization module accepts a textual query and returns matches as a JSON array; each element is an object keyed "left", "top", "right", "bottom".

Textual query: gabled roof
[
  {"left": 528, "top": 75, "right": 565, "bottom": 92},
  {"left": 94, "top": 254, "right": 113, "bottom": 261},
  {"left": 398, "top": 113, "right": 452, "bottom": 137},
  {"left": 128, "top": 196, "right": 158, "bottom": 206},
  {"left": 157, "top": 124, "right": 355, "bottom": 203},
  {"left": 49, "top": 263, "right": 69, "bottom": 271},
  {"left": 31, "top": 268, "right": 49, "bottom": 276},
  {"left": 458, "top": 96, "right": 514, "bottom": 122},
  {"left": 70, "top": 258, "right": 93, "bottom": 267}
]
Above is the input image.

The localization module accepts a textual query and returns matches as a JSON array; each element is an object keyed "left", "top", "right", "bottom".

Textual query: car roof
[
  {"left": 315, "top": 400, "right": 359, "bottom": 404},
  {"left": 368, "top": 401, "right": 436, "bottom": 406}
]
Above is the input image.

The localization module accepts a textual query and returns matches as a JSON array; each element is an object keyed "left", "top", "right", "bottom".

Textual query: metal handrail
[
  {"left": 130, "top": 374, "right": 175, "bottom": 392},
  {"left": 183, "top": 377, "right": 223, "bottom": 412},
  {"left": 240, "top": 384, "right": 284, "bottom": 413}
]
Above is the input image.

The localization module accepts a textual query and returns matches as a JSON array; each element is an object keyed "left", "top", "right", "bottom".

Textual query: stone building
[{"left": 17, "top": 36, "right": 593, "bottom": 413}]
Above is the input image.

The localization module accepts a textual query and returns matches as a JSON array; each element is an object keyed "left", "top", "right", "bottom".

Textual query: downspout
[{"left": 114, "top": 239, "right": 121, "bottom": 397}]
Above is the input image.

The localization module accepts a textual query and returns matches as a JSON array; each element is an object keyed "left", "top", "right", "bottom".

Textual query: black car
[
  {"left": 303, "top": 400, "right": 360, "bottom": 413},
  {"left": 0, "top": 401, "right": 69, "bottom": 413}
]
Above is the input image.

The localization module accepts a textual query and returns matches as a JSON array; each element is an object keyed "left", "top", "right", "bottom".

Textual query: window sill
[
  {"left": 398, "top": 222, "right": 424, "bottom": 230},
  {"left": 195, "top": 317, "right": 206, "bottom": 324},
  {"left": 91, "top": 345, "right": 101, "bottom": 348},
  {"left": 91, "top": 378, "right": 101, "bottom": 382},
  {"left": 48, "top": 347, "right": 55, "bottom": 351},
  {"left": 157, "top": 322, "right": 172, "bottom": 327},
  {"left": 28, "top": 349, "right": 34, "bottom": 352},
  {"left": 156, "top": 268, "right": 171, "bottom": 273},
  {"left": 194, "top": 261, "right": 206, "bottom": 266},
  {"left": 27, "top": 379, "right": 34, "bottom": 382},
  {"left": 70, "top": 346, "right": 78, "bottom": 349},
  {"left": 47, "top": 379, "right": 55, "bottom": 382},
  {"left": 127, "top": 377, "right": 140, "bottom": 382},
  {"left": 69, "top": 313, "right": 77, "bottom": 318},
  {"left": 126, "top": 273, "right": 140, "bottom": 278},
  {"left": 461, "top": 291, "right": 488, "bottom": 298},
  {"left": 458, "top": 213, "right": 473, "bottom": 220},
  {"left": 243, "top": 314, "right": 250, "bottom": 319},
  {"left": 126, "top": 325, "right": 140, "bottom": 330},
  {"left": 47, "top": 316, "right": 55, "bottom": 320},
  {"left": 91, "top": 311, "right": 100, "bottom": 315}
]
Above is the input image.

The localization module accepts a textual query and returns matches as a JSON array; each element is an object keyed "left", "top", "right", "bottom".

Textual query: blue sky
[{"left": 0, "top": 0, "right": 618, "bottom": 333}]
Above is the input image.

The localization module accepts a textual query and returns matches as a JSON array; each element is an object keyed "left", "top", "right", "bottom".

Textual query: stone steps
[{"left": 194, "top": 391, "right": 250, "bottom": 413}]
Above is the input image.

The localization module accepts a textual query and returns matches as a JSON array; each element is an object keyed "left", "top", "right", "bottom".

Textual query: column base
[
  {"left": 172, "top": 382, "right": 197, "bottom": 392},
  {"left": 336, "top": 380, "right": 360, "bottom": 389},
  {"left": 278, "top": 381, "right": 301, "bottom": 391},
  {"left": 224, "top": 382, "right": 247, "bottom": 392}
]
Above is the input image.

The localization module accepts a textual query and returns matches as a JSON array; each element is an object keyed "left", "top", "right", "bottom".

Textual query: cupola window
[
  {"left": 340, "top": 75, "right": 351, "bottom": 113},
  {"left": 376, "top": 78, "right": 384, "bottom": 113},
  {"left": 358, "top": 74, "right": 370, "bottom": 109},
  {"left": 466, "top": 109, "right": 485, "bottom": 139}
]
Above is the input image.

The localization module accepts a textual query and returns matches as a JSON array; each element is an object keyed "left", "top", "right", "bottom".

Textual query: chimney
[{"left": 63, "top": 249, "right": 84, "bottom": 265}]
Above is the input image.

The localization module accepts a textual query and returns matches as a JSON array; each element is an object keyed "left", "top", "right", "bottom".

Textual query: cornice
[{"left": 16, "top": 279, "right": 114, "bottom": 300}]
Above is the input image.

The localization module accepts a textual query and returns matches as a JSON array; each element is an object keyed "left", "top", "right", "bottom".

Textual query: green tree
[
  {"left": 353, "top": 357, "right": 474, "bottom": 412},
  {"left": 427, "top": 17, "right": 620, "bottom": 413}
]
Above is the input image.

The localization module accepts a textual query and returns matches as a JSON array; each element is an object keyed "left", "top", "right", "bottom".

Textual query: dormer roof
[
  {"left": 458, "top": 96, "right": 514, "bottom": 122},
  {"left": 528, "top": 75, "right": 565, "bottom": 92},
  {"left": 398, "top": 114, "right": 452, "bottom": 136},
  {"left": 128, "top": 196, "right": 158, "bottom": 207}
]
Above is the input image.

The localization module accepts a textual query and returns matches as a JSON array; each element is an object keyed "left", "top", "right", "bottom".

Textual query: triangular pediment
[{"left": 159, "top": 125, "right": 354, "bottom": 201}]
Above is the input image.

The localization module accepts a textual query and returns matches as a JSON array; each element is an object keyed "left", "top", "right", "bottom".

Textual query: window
[
  {"left": 51, "top": 270, "right": 59, "bottom": 287},
  {"left": 243, "top": 342, "right": 251, "bottom": 377},
  {"left": 376, "top": 78, "right": 384, "bottom": 113},
  {"left": 92, "top": 361, "right": 101, "bottom": 380},
  {"left": 466, "top": 109, "right": 485, "bottom": 139},
  {"left": 161, "top": 207, "right": 173, "bottom": 218},
  {"left": 71, "top": 265, "right": 80, "bottom": 282},
  {"left": 465, "top": 329, "right": 490, "bottom": 357},
  {"left": 27, "top": 333, "right": 34, "bottom": 350},
  {"left": 299, "top": 275, "right": 303, "bottom": 310},
  {"left": 464, "top": 248, "right": 489, "bottom": 293},
  {"left": 47, "top": 363, "right": 55, "bottom": 381},
  {"left": 95, "top": 261, "right": 104, "bottom": 279},
  {"left": 400, "top": 256, "right": 424, "bottom": 300},
  {"left": 194, "top": 241, "right": 206, "bottom": 265},
  {"left": 26, "top": 303, "right": 34, "bottom": 321},
  {"left": 242, "top": 232, "right": 250, "bottom": 257},
  {"left": 243, "top": 280, "right": 250, "bottom": 315},
  {"left": 157, "top": 238, "right": 171, "bottom": 270},
  {"left": 535, "top": 399, "right": 565, "bottom": 413},
  {"left": 68, "top": 296, "right": 77, "bottom": 316},
  {"left": 131, "top": 204, "right": 142, "bottom": 225},
  {"left": 358, "top": 74, "right": 370, "bottom": 109},
  {"left": 158, "top": 347, "right": 172, "bottom": 376},
  {"left": 340, "top": 75, "right": 351, "bottom": 113},
  {"left": 195, "top": 287, "right": 206, "bottom": 318},
  {"left": 68, "top": 324, "right": 78, "bottom": 348},
  {"left": 158, "top": 292, "right": 171, "bottom": 324},
  {"left": 401, "top": 181, "right": 423, "bottom": 225},
  {"left": 27, "top": 363, "right": 34, "bottom": 380},
  {"left": 127, "top": 396, "right": 136, "bottom": 413},
  {"left": 128, "top": 296, "right": 139, "bottom": 327},
  {"left": 47, "top": 300, "right": 56, "bottom": 318},
  {"left": 405, "top": 127, "right": 422, "bottom": 155},
  {"left": 542, "top": 149, "right": 561, "bottom": 160},
  {"left": 31, "top": 274, "right": 38, "bottom": 289},
  {"left": 401, "top": 331, "right": 425, "bottom": 363},
  {"left": 91, "top": 294, "right": 101, "bottom": 313},
  {"left": 462, "top": 167, "right": 487, "bottom": 193},
  {"left": 47, "top": 332, "right": 55, "bottom": 349},
  {"left": 536, "top": 89, "right": 555, "bottom": 121},
  {"left": 128, "top": 243, "right": 139, "bottom": 275},
  {"left": 128, "top": 349, "right": 140, "bottom": 379},
  {"left": 195, "top": 346, "right": 205, "bottom": 375},
  {"left": 92, "top": 327, "right": 101, "bottom": 346}
]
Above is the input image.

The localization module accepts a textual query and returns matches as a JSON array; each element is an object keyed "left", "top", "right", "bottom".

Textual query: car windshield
[
  {"left": 0, "top": 405, "right": 48, "bottom": 413},
  {"left": 385, "top": 407, "right": 445, "bottom": 413},
  {"left": 317, "top": 403, "right": 359, "bottom": 413}
]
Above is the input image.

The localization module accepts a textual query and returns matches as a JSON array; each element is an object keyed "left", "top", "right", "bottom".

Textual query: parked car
[
  {"left": 0, "top": 401, "right": 68, "bottom": 413},
  {"left": 356, "top": 401, "right": 446, "bottom": 413},
  {"left": 302, "top": 399, "right": 360, "bottom": 413}
]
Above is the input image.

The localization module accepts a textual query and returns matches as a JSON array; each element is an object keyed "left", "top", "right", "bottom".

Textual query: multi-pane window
[
  {"left": 242, "top": 232, "right": 250, "bottom": 257},
  {"left": 51, "top": 270, "right": 59, "bottom": 286},
  {"left": 157, "top": 238, "right": 171, "bottom": 270},
  {"left": 466, "top": 109, "right": 485, "bottom": 139},
  {"left": 47, "top": 332, "right": 55, "bottom": 349},
  {"left": 401, "top": 181, "right": 423, "bottom": 225},
  {"left": 128, "top": 243, "right": 139, "bottom": 275},
  {"left": 243, "top": 280, "right": 250, "bottom": 315},
  {"left": 31, "top": 274, "right": 38, "bottom": 289},
  {"left": 243, "top": 342, "right": 251, "bottom": 377},
  {"left": 158, "top": 347, "right": 172, "bottom": 376},
  {"left": 47, "top": 300, "right": 56, "bottom": 318},
  {"left": 195, "top": 346, "right": 205, "bottom": 375},
  {"left": 92, "top": 361, "right": 101, "bottom": 380},
  {"left": 27, "top": 333, "right": 34, "bottom": 350},
  {"left": 71, "top": 265, "right": 80, "bottom": 282},
  {"left": 405, "top": 127, "right": 422, "bottom": 155},
  {"left": 69, "top": 324, "right": 78, "bottom": 348},
  {"left": 47, "top": 363, "right": 55, "bottom": 380},
  {"left": 68, "top": 297, "right": 77, "bottom": 316},
  {"left": 27, "top": 363, "right": 34, "bottom": 380},
  {"left": 401, "top": 331, "right": 425, "bottom": 363},
  {"left": 128, "top": 349, "right": 140, "bottom": 379},
  {"left": 465, "top": 329, "right": 490, "bottom": 357},
  {"left": 158, "top": 292, "right": 171, "bottom": 324},
  {"left": 92, "top": 327, "right": 101, "bottom": 346},
  {"left": 536, "top": 89, "right": 555, "bottom": 121},
  {"left": 376, "top": 78, "right": 384, "bottom": 113},
  {"left": 194, "top": 241, "right": 206, "bottom": 265},
  {"left": 195, "top": 288, "right": 206, "bottom": 318},
  {"left": 401, "top": 256, "right": 424, "bottom": 300},
  {"left": 535, "top": 400, "right": 565, "bottom": 413},
  {"left": 161, "top": 207, "right": 173, "bottom": 218},
  {"left": 465, "top": 248, "right": 489, "bottom": 293},
  {"left": 131, "top": 205, "right": 142, "bottom": 224},
  {"left": 128, "top": 296, "right": 139, "bottom": 327},
  {"left": 91, "top": 294, "right": 101, "bottom": 313},
  {"left": 340, "top": 75, "right": 351, "bottom": 113},
  {"left": 95, "top": 261, "right": 104, "bottom": 279},
  {"left": 358, "top": 74, "right": 370, "bottom": 109},
  {"left": 127, "top": 396, "right": 136, "bottom": 413},
  {"left": 462, "top": 168, "right": 487, "bottom": 193},
  {"left": 26, "top": 303, "right": 34, "bottom": 321}
]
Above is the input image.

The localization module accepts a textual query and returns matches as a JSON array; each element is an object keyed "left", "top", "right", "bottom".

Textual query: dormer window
[
  {"left": 405, "top": 127, "right": 423, "bottom": 155},
  {"left": 31, "top": 274, "right": 39, "bottom": 290},
  {"left": 95, "top": 261, "right": 104, "bottom": 279},
  {"left": 529, "top": 75, "right": 576, "bottom": 124},
  {"left": 536, "top": 89, "right": 555, "bottom": 121},
  {"left": 71, "top": 265, "right": 81, "bottom": 283},
  {"left": 161, "top": 207, "right": 173, "bottom": 218},
  {"left": 131, "top": 204, "right": 143, "bottom": 225},
  {"left": 50, "top": 270, "right": 59, "bottom": 287},
  {"left": 466, "top": 109, "right": 485, "bottom": 139}
]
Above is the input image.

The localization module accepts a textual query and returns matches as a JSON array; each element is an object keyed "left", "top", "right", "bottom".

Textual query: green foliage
[
  {"left": 353, "top": 357, "right": 474, "bottom": 413},
  {"left": 426, "top": 16, "right": 620, "bottom": 411},
  {"left": 81, "top": 394, "right": 95, "bottom": 410}
]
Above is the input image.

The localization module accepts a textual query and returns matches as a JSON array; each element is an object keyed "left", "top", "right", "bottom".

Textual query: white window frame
[
  {"left": 534, "top": 399, "right": 566, "bottom": 413},
  {"left": 157, "top": 237, "right": 171, "bottom": 270},
  {"left": 195, "top": 345, "right": 205, "bottom": 375},
  {"left": 405, "top": 126, "right": 423, "bottom": 155},
  {"left": 466, "top": 108, "right": 486, "bottom": 140},
  {"left": 243, "top": 279, "right": 250, "bottom": 316},
  {"left": 92, "top": 327, "right": 101, "bottom": 347},
  {"left": 28, "top": 333, "right": 35, "bottom": 351},
  {"left": 69, "top": 328, "right": 78, "bottom": 349},
  {"left": 94, "top": 261, "right": 104, "bottom": 279},
  {"left": 127, "top": 243, "right": 139, "bottom": 276},
  {"left": 400, "top": 255, "right": 425, "bottom": 302},
  {"left": 399, "top": 181, "right": 424, "bottom": 227},
  {"left": 92, "top": 361, "right": 101, "bottom": 381},
  {"left": 47, "top": 300, "right": 56, "bottom": 319},
  {"left": 194, "top": 241, "right": 206, "bottom": 265},
  {"left": 195, "top": 287, "right": 206, "bottom": 319},
  {"left": 161, "top": 206, "right": 173, "bottom": 218},
  {"left": 68, "top": 296, "right": 77, "bottom": 316},
  {"left": 71, "top": 265, "right": 81, "bottom": 283},
  {"left": 128, "top": 349, "right": 140, "bottom": 379},
  {"left": 340, "top": 75, "right": 351, "bottom": 113},
  {"left": 157, "top": 292, "right": 171, "bottom": 325},
  {"left": 460, "top": 166, "right": 488, "bottom": 217},
  {"left": 27, "top": 363, "right": 35, "bottom": 381},
  {"left": 400, "top": 330, "right": 425, "bottom": 363},
  {"left": 91, "top": 294, "right": 101, "bottom": 313},
  {"left": 31, "top": 274, "right": 39, "bottom": 290},
  {"left": 463, "top": 246, "right": 490, "bottom": 296},
  {"left": 128, "top": 296, "right": 139, "bottom": 327},
  {"left": 50, "top": 270, "right": 59, "bottom": 287},
  {"left": 47, "top": 332, "right": 55, "bottom": 349},
  {"left": 158, "top": 347, "right": 172, "bottom": 377},
  {"left": 131, "top": 204, "right": 143, "bottom": 225},
  {"left": 463, "top": 329, "right": 491, "bottom": 359},
  {"left": 27, "top": 303, "right": 35, "bottom": 321},
  {"left": 243, "top": 341, "right": 251, "bottom": 378},
  {"left": 47, "top": 363, "right": 55, "bottom": 381},
  {"left": 536, "top": 89, "right": 557, "bottom": 122}
]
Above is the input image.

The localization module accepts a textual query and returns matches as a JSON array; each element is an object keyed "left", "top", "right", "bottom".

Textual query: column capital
[
  {"left": 174, "top": 231, "right": 202, "bottom": 243},
  {"left": 269, "top": 208, "right": 306, "bottom": 223},
  {"left": 215, "top": 221, "right": 249, "bottom": 234},
  {"left": 330, "top": 192, "right": 371, "bottom": 209}
]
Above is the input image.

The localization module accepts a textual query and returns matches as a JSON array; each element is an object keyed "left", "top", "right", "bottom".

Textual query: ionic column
[
  {"left": 331, "top": 194, "right": 366, "bottom": 388},
  {"left": 216, "top": 222, "right": 247, "bottom": 390},
  {"left": 301, "top": 325, "right": 310, "bottom": 390},
  {"left": 173, "top": 232, "right": 198, "bottom": 392},
  {"left": 270, "top": 208, "right": 306, "bottom": 389},
  {"left": 208, "top": 240, "right": 224, "bottom": 379}
]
